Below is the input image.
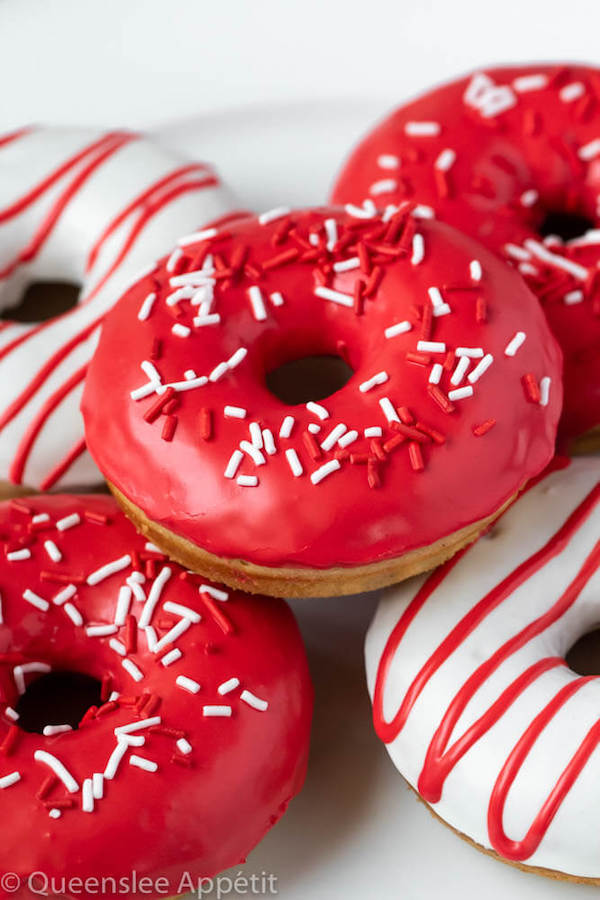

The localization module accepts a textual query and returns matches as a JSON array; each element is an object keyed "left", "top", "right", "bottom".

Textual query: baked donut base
[
  {"left": 406, "top": 780, "right": 600, "bottom": 885},
  {"left": 109, "top": 483, "right": 516, "bottom": 598},
  {"left": 570, "top": 423, "right": 600, "bottom": 455}
]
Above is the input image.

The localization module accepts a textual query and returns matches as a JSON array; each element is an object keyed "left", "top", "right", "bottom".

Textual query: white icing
[
  {"left": 365, "top": 458, "right": 600, "bottom": 878},
  {"left": 0, "top": 127, "right": 237, "bottom": 489}
]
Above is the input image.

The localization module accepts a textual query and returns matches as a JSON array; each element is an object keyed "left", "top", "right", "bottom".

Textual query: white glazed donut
[
  {"left": 0, "top": 126, "right": 238, "bottom": 492},
  {"left": 366, "top": 457, "right": 600, "bottom": 881}
]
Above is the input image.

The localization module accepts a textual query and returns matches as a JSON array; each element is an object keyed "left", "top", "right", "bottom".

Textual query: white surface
[{"left": 2, "top": 1, "right": 600, "bottom": 895}]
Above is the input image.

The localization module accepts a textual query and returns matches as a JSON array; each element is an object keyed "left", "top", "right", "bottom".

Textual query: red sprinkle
[
  {"left": 302, "top": 432, "right": 321, "bottom": 461},
  {"left": 200, "top": 591, "right": 234, "bottom": 635},
  {"left": 473, "top": 418, "right": 497, "bottom": 437},
  {"left": 144, "top": 387, "right": 175, "bottom": 424},
  {"left": 199, "top": 407, "right": 213, "bottom": 441},
  {"left": 367, "top": 458, "right": 381, "bottom": 489},
  {"left": 427, "top": 384, "right": 455, "bottom": 414},
  {"left": 408, "top": 441, "right": 425, "bottom": 472},
  {"left": 522, "top": 372, "right": 541, "bottom": 404},
  {"left": 161, "top": 415, "right": 178, "bottom": 442},
  {"left": 125, "top": 614, "right": 138, "bottom": 654}
]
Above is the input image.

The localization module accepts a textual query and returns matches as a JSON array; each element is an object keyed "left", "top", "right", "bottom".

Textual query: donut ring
[
  {"left": 331, "top": 63, "right": 600, "bottom": 447},
  {"left": 82, "top": 206, "right": 561, "bottom": 597},
  {"left": 365, "top": 457, "right": 600, "bottom": 882},
  {"left": 0, "top": 126, "right": 237, "bottom": 493},
  {"left": 0, "top": 494, "right": 312, "bottom": 890}
]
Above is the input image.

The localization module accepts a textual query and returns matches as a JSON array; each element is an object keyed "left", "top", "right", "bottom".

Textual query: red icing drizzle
[{"left": 373, "top": 475, "right": 600, "bottom": 861}]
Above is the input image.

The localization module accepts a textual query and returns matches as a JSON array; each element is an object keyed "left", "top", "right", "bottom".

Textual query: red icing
[
  {"left": 83, "top": 207, "right": 561, "bottom": 570},
  {"left": 331, "top": 64, "right": 600, "bottom": 443},
  {"left": 372, "top": 468, "right": 600, "bottom": 862},
  {"left": 0, "top": 495, "right": 312, "bottom": 895}
]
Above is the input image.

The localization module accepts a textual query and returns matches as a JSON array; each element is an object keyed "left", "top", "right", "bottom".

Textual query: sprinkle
[
  {"left": 0, "top": 772, "right": 20, "bottom": 789},
  {"left": 324, "top": 217, "right": 338, "bottom": 250},
  {"left": 411, "top": 234, "right": 425, "bottom": 265},
  {"left": 258, "top": 206, "right": 290, "bottom": 225},
  {"left": 359, "top": 372, "right": 389, "bottom": 393},
  {"left": 279, "top": 415, "right": 295, "bottom": 438},
  {"left": 504, "top": 243, "right": 531, "bottom": 261},
  {"left": 209, "top": 362, "right": 229, "bottom": 382},
  {"left": 450, "top": 356, "right": 470, "bottom": 386},
  {"left": 34, "top": 750, "right": 78, "bottom": 793},
  {"left": 129, "top": 755, "right": 158, "bottom": 773},
  {"left": 285, "top": 448, "right": 303, "bottom": 477},
  {"left": 179, "top": 227, "right": 219, "bottom": 247},
  {"left": 333, "top": 257, "right": 360, "bottom": 273},
  {"left": 92, "top": 773, "right": 104, "bottom": 800},
  {"left": 224, "top": 406, "right": 247, "bottom": 419},
  {"left": 122, "top": 659, "right": 144, "bottom": 682},
  {"left": 564, "top": 290, "right": 584, "bottom": 305},
  {"left": 468, "top": 354, "right": 494, "bottom": 383},
  {"left": 166, "top": 247, "right": 183, "bottom": 273},
  {"left": 320, "top": 424, "right": 348, "bottom": 450},
  {"left": 473, "top": 418, "right": 497, "bottom": 436},
  {"left": 86, "top": 624, "right": 118, "bottom": 637},
  {"left": 338, "top": 429, "right": 359, "bottom": 448},
  {"left": 32, "top": 513, "right": 50, "bottom": 523},
  {"left": 23, "top": 589, "right": 49, "bottom": 612},
  {"left": 306, "top": 401, "right": 329, "bottom": 420},
  {"left": 193, "top": 313, "right": 221, "bottom": 327},
  {"left": 370, "top": 178, "right": 397, "bottom": 196},
  {"left": 161, "top": 648, "right": 182, "bottom": 667},
  {"left": 513, "top": 74, "right": 548, "bottom": 92},
  {"left": 504, "top": 331, "right": 526, "bottom": 356},
  {"left": 269, "top": 291, "right": 285, "bottom": 306},
  {"left": 200, "top": 584, "right": 229, "bottom": 602},
  {"left": 43, "top": 724, "right": 72, "bottom": 737},
  {"left": 469, "top": 260, "right": 483, "bottom": 282},
  {"left": 49, "top": 808, "right": 61, "bottom": 818},
  {"left": 579, "top": 138, "right": 600, "bottom": 162},
  {"left": 43, "top": 540, "right": 62, "bottom": 563},
  {"left": 417, "top": 341, "right": 446, "bottom": 353},
  {"left": 114, "top": 586, "right": 132, "bottom": 626},
  {"left": 248, "top": 286, "right": 268, "bottom": 321},
  {"left": 14, "top": 662, "right": 50, "bottom": 694},
  {"left": 379, "top": 397, "right": 400, "bottom": 423},
  {"left": 138, "top": 293, "right": 156, "bottom": 321},
  {"left": 524, "top": 238, "right": 588, "bottom": 280},
  {"left": 456, "top": 347, "right": 484, "bottom": 358},
  {"left": 404, "top": 121, "right": 441, "bottom": 136},
  {"left": 539, "top": 376, "right": 552, "bottom": 407},
  {"left": 139, "top": 566, "right": 172, "bottom": 628},
  {"left": 262, "top": 429, "right": 276, "bottom": 455},
  {"left": 103, "top": 741, "right": 130, "bottom": 780},
  {"left": 520, "top": 189, "right": 539, "bottom": 208},
  {"left": 314, "top": 286, "right": 353, "bottom": 308},
  {"left": 227, "top": 347, "right": 248, "bottom": 370},
  {"left": 163, "top": 600, "right": 201, "bottom": 623},
  {"left": 378, "top": 154, "right": 400, "bottom": 169},
  {"left": 308, "top": 423, "right": 320, "bottom": 434},
  {"left": 115, "top": 717, "right": 162, "bottom": 736},
  {"left": 427, "top": 286, "right": 451, "bottom": 316},
  {"left": 310, "top": 459, "right": 341, "bottom": 485},
  {"left": 5, "top": 707, "right": 19, "bottom": 722},
  {"left": 52, "top": 584, "right": 77, "bottom": 606},
  {"left": 109, "top": 638, "right": 126, "bottom": 656},
  {"left": 237, "top": 475, "right": 258, "bottom": 487},
  {"left": 364, "top": 427, "right": 383, "bottom": 438},
  {"left": 87, "top": 555, "right": 131, "bottom": 586},
  {"left": 385, "top": 321, "right": 412, "bottom": 339},
  {"left": 434, "top": 148, "right": 456, "bottom": 171},
  {"left": 218, "top": 677, "right": 240, "bottom": 695},
  {"left": 171, "top": 323, "right": 191, "bottom": 338},
  {"left": 7, "top": 549, "right": 31, "bottom": 561},
  {"left": 240, "top": 441, "right": 265, "bottom": 466},
  {"left": 176, "top": 738, "right": 193, "bottom": 755},
  {"left": 523, "top": 372, "right": 541, "bottom": 403},
  {"left": 448, "top": 385, "right": 474, "bottom": 401},
  {"left": 176, "top": 676, "right": 201, "bottom": 694},
  {"left": 203, "top": 705, "right": 232, "bottom": 717},
  {"left": 63, "top": 603, "right": 83, "bottom": 627},
  {"left": 345, "top": 200, "right": 377, "bottom": 219},
  {"left": 224, "top": 449, "right": 244, "bottom": 479},
  {"left": 240, "top": 690, "right": 269, "bottom": 711}
]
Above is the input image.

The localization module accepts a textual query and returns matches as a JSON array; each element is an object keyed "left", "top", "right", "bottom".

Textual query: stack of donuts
[{"left": 1, "top": 61, "right": 600, "bottom": 894}]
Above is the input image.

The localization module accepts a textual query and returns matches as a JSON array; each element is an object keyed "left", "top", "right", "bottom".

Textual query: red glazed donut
[
  {"left": 331, "top": 64, "right": 600, "bottom": 448},
  {"left": 0, "top": 494, "right": 312, "bottom": 896},
  {"left": 82, "top": 206, "right": 562, "bottom": 598}
]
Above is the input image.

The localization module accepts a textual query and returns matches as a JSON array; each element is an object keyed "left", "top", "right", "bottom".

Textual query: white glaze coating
[
  {"left": 366, "top": 458, "right": 600, "bottom": 878},
  {"left": 0, "top": 127, "right": 237, "bottom": 490}
]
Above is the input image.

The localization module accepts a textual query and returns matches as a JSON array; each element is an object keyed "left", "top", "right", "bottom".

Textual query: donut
[
  {"left": 0, "top": 493, "right": 312, "bottom": 894},
  {"left": 331, "top": 63, "right": 600, "bottom": 448},
  {"left": 82, "top": 205, "right": 562, "bottom": 597},
  {"left": 365, "top": 456, "right": 600, "bottom": 882},
  {"left": 0, "top": 126, "right": 238, "bottom": 494}
]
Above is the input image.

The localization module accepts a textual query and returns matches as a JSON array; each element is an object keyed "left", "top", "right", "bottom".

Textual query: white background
[{"left": 2, "top": 1, "right": 600, "bottom": 898}]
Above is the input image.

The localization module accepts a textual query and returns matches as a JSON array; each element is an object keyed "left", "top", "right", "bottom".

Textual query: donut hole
[
  {"left": 265, "top": 354, "right": 354, "bottom": 405},
  {"left": 1, "top": 280, "right": 80, "bottom": 323},
  {"left": 566, "top": 628, "right": 600, "bottom": 676},
  {"left": 15, "top": 670, "right": 103, "bottom": 734},
  {"left": 537, "top": 210, "right": 595, "bottom": 242}
]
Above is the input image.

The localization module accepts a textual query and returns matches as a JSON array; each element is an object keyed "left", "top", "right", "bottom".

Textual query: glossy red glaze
[
  {"left": 331, "top": 63, "right": 600, "bottom": 443},
  {"left": 82, "top": 207, "right": 561, "bottom": 570},
  {"left": 0, "top": 494, "right": 312, "bottom": 896}
]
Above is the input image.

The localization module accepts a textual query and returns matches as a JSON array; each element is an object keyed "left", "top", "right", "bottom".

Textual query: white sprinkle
[
  {"left": 379, "top": 397, "right": 400, "bottom": 423},
  {"left": 469, "top": 259, "right": 483, "bottom": 282},
  {"left": 564, "top": 290, "right": 584, "bottom": 305},
  {"left": 428, "top": 363, "right": 443, "bottom": 385},
  {"left": 359, "top": 371, "right": 389, "bottom": 393},
  {"left": 115, "top": 716, "right": 162, "bottom": 736},
  {"left": 404, "top": 121, "right": 441, "bottom": 136},
  {"left": 218, "top": 677, "right": 240, "bottom": 695},
  {"left": 417, "top": 340, "right": 446, "bottom": 353},
  {"left": 200, "top": 584, "right": 229, "bottom": 602},
  {"left": 160, "top": 648, "right": 182, "bottom": 667},
  {"left": 32, "top": 513, "right": 50, "bottom": 524},
  {"left": 87, "top": 555, "right": 131, "bottom": 586},
  {"left": 108, "top": 692, "right": 120, "bottom": 702},
  {"left": 412, "top": 204, "right": 436, "bottom": 219},
  {"left": 63, "top": 603, "right": 83, "bottom": 627},
  {"left": 166, "top": 247, "right": 183, "bottom": 273},
  {"left": 455, "top": 347, "right": 484, "bottom": 358},
  {"left": 5, "top": 707, "right": 19, "bottom": 722},
  {"left": 14, "top": 662, "right": 50, "bottom": 695},
  {"left": 43, "top": 724, "right": 72, "bottom": 737},
  {"left": 269, "top": 291, "right": 285, "bottom": 307},
  {"left": 163, "top": 600, "right": 201, "bottom": 623},
  {"left": 237, "top": 475, "right": 259, "bottom": 487},
  {"left": 247, "top": 421, "right": 263, "bottom": 449},
  {"left": 227, "top": 347, "right": 248, "bottom": 370},
  {"left": 240, "top": 440, "right": 265, "bottom": 466},
  {"left": 279, "top": 416, "right": 295, "bottom": 439},
  {"left": 385, "top": 320, "right": 412, "bottom": 339},
  {"left": 427, "top": 286, "right": 451, "bottom": 316},
  {"left": 504, "top": 243, "right": 531, "bottom": 261},
  {"left": 86, "top": 624, "right": 118, "bottom": 638},
  {"left": 172, "top": 323, "right": 191, "bottom": 338},
  {"left": 285, "top": 448, "right": 303, "bottom": 477},
  {"left": 51, "top": 584, "right": 76, "bottom": 607},
  {"left": 262, "top": 428, "right": 276, "bottom": 455},
  {"left": 114, "top": 585, "right": 132, "bottom": 626},
  {"left": 129, "top": 755, "right": 158, "bottom": 773},
  {"left": 308, "top": 423, "right": 320, "bottom": 434},
  {"left": 152, "top": 618, "right": 192, "bottom": 654},
  {"left": 310, "top": 459, "right": 341, "bottom": 485},
  {"left": 450, "top": 356, "right": 471, "bottom": 386},
  {"left": 143, "top": 626, "right": 158, "bottom": 652},
  {"left": 0, "top": 772, "right": 21, "bottom": 789},
  {"left": 468, "top": 354, "right": 494, "bottom": 383},
  {"left": 122, "top": 659, "right": 144, "bottom": 682},
  {"left": 463, "top": 72, "right": 516, "bottom": 118},
  {"left": 519, "top": 262, "right": 539, "bottom": 277},
  {"left": 364, "top": 426, "right": 383, "bottom": 438},
  {"left": 568, "top": 229, "right": 600, "bottom": 247},
  {"left": 176, "top": 675, "right": 201, "bottom": 694},
  {"left": 321, "top": 423, "right": 348, "bottom": 450},
  {"left": 324, "top": 217, "right": 338, "bottom": 250},
  {"left": 378, "top": 154, "right": 400, "bottom": 169},
  {"left": 240, "top": 689, "right": 269, "bottom": 711},
  {"left": 209, "top": 361, "right": 229, "bottom": 382},
  {"left": 505, "top": 331, "right": 527, "bottom": 356},
  {"left": 49, "top": 808, "right": 61, "bottom": 818},
  {"left": 109, "top": 639, "right": 127, "bottom": 657},
  {"left": 138, "top": 292, "right": 156, "bottom": 321},
  {"left": 224, "top": 449, "right": 244, "bottom": 479},
  {"left": 43, "top": 540, "right": 62, "bottom": 563},
  {"left": 561, "top": 81, "right": 585, "bottom": 102},
  {"left": 539, "top": 376, "right": 552, "bottom": 406},
  {"left": 434, "top": 148, "right": 456, "bottom": 171},
  {"left": 370, "top": 178, "right": 397, "bottom": 196},
  {"left": 176, "top": 738, "right": 193, "bottom": 755},
  {"left": 520, "top": 189, "right": 539, "bottom": 208},
  {"left": 34, "top": 750, "right": 78, "bottom": 793},
  {"left": 166, "top": 286, "right": 195, "bottom": 306},
  {"left": 338, "top": 429, "right": 359, "bottom": 448},
  {"left": 193, "top": 313, "right": 221, "bottom": 327},
  {"left": 203, "top": 705, "right": 232, "bottom": 717},
  {"left": 513, "top": 73, "right": 548, "bottom": 92},
  {"left": 345, "top": 200, "right": 377, "bottom": 219},
  {"left": 524, "top": 239, "right": 589, "bottom": 281},
  {"left": 306, "top": 401, "right": 329, "bottom": 420},
  {"left": 23, "top": 589, "right": 49, "bottom": 612},
  {"left": 126, "top": 574, "right": 146, "bottom": 603},
  {"left": 258, "top": 206, "right": 290, "bottom": 225},
  {"left": 139, "top": 566, "right": 172, "bottom": 628},
  {"left": 7, "top": 549, "right": 31, "bottom": 562},
  {"left": 448, "top": 385, "right": 474, "bottom": 401},
  {"left": 178, "top": 227, "right": 218, "bottom": 246},
  {"left": 411, "top": 234, "right": 425, "bottom": 266},
  {"left": 333, "top": 257, "right": 360, "bottom": 273},
  {"left": 314, "top": 285, "right": 353, "bottom": 308},
  {"left": 224, "top": 406, "right": 247, "bottom": 419},
  {"left": 104, "top": 741, "right": 129, "bottom": 780},
  {"left": 92, "top": 773, "right": 104, "bottom": 800},
  {"left": 248, "top": 285, "right": 268, "bottom": 322}
]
